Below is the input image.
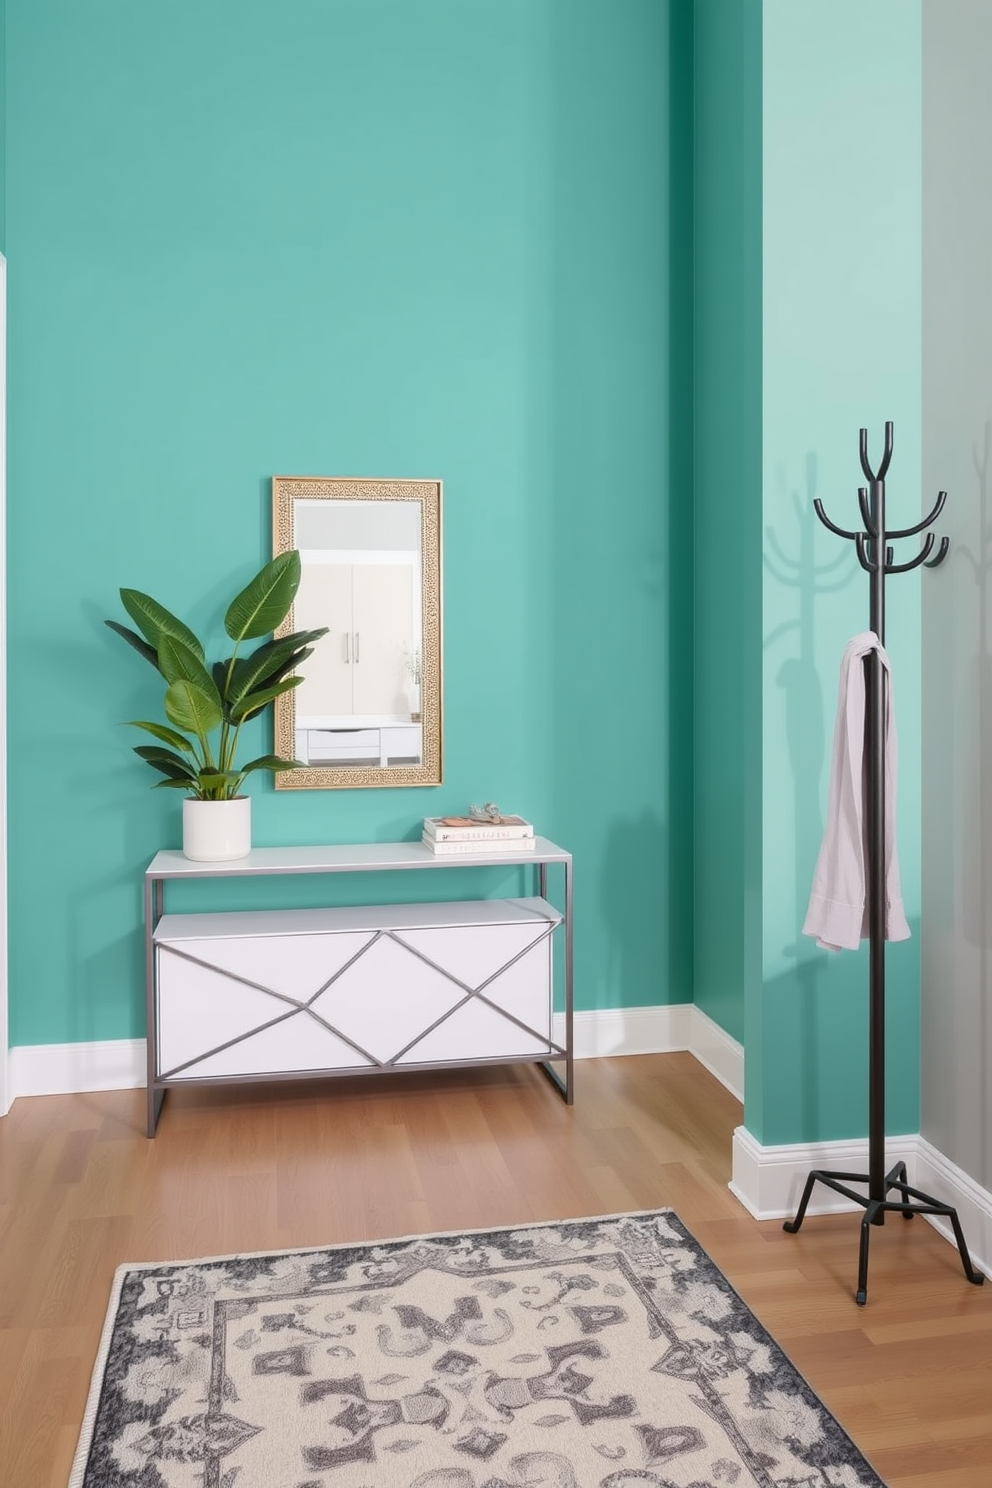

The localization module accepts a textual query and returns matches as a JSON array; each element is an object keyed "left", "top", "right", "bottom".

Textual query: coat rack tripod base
[
  {"left": 783, "top": 1161, "right": 985, "bottom": 1307},
  {"left": 782, "top": 421, "right": 986, "bottom": 1305}
]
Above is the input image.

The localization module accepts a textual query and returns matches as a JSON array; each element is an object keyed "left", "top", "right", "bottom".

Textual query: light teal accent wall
[
  {"left": 692, "top": 0, "right": 763, "bottom": 1047},
  {"left": 755, "top": 0, "right": 922, "bottom": 1144},
  {"left": 5, "top": 0, "right": 690, "bottom": 1046}
]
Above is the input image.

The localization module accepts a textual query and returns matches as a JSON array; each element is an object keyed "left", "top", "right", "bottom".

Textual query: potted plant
[{"left": 107, "top": 551, "right": 327, "bottom": 860}]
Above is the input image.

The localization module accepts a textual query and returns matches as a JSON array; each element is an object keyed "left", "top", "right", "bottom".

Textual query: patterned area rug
[{"left": 69, "top": 1210, "right": 885, "bottom": 1488}]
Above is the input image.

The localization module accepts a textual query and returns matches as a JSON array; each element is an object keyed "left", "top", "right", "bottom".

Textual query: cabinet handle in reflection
[{"left": 355, "top": 632, "right": 360, "bottom": 662}]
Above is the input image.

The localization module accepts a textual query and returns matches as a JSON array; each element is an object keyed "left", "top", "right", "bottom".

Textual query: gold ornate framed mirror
[{"left": 272, "top": 476, "right": 442, "bottom": 788}]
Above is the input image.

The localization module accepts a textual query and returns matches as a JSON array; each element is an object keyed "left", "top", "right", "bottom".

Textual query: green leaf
[
  {"left": 125, "top": 720, "right": 197, "bottom": 753},
  {"left": 239, "top": 754, "right": 304, "bottom": 775},
  {"left": 105, "top": 620, "right": 160, "bottom": 669},
  {"left": 158, "top": 634, "right": 223, "bottom": 710},
  {"left": 119, "top": 590, "right": 204, "bottom": 660},
  {"left": 224, "top": 552, "right": 301, "bottom": 643},
  {"left": 164, "top": 678, "right": 224, "bottom": 737},
  {"left": 133, "top": 747, "right": 197, "bottom": 781},
  {"left": 225, "top": 628, "right": 328, "bottom": 707},
  {"left": 229, "top": 675, "right": 302, "bottom": 722},
  {"left": 197, "top": 770, "right": 239, "bottom": 789},
  {"left": 142, "top": 760, "right": 193, "bottom": 781},
  {"left": 134, "top": 744, "right": 197, "bottom": 771},
  {"left": 234, "top": 646, "right": 314, "bottom": 701},
  {"left": 152, "top": 777, "right": 197, "bottom": 790}
]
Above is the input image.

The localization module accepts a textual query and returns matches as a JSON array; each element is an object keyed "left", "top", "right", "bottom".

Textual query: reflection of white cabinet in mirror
[
  {"left": 296, "top": 556, "right": 418, "bottom": 714},
  {"left": 293, "top": 499, "right": 423, "bottom": 768},
  {"left": 294, "top": 724, "right": 422, "bottom": 767},
  {"left": 273, "top": 476, "right": 442, "bottom": 788}
]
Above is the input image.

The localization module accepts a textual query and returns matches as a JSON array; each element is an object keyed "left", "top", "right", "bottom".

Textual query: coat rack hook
[
  {"left": 814, "top": 499, "right": 861, "bottom": 542},
  {"left": 859, "top": 428, "right": 874, "bottom": 482},
  {"left": 888, "top": 490, "right": 947, "bottom": 541},
  {"left": 855, "top": 533, "right": 877, "bottom": 572},
  {"left": 877, "top": 420, "right": 894, "bottom": 481},
  {"left": 923, "top": 535, "right": 950, "bottom": 569},
  {"left": 886, "top": 532, "right": 935, "bottom": 573},
  {"left": 859, "top": 421, "right": 895, "bottom": 484},
  {"left": 857, "top": 487, "right": 877, "bottom": 536}
]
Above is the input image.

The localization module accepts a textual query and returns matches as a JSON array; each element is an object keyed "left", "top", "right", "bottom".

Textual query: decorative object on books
[
  {"left": 107, "top": 552, "right": 328, "bottom": 860},
  {"left": 69, "top": 1210, "right": 886, "bottom": 1488},
  {"left": 469, "top": 800, "right": 505, "bottom": 822},
  {"left": 271, "top": 476, "right": 443, "bottom": 790}
]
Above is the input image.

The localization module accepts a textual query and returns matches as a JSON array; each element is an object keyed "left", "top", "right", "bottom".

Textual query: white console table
[{"left": 144, "top": 839, "right": 572, "bottom": 1135}]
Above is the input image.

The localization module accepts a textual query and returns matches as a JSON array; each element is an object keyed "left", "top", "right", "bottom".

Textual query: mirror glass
[{"left": 272, "top": 477, "right": 442, "bottom": 788}]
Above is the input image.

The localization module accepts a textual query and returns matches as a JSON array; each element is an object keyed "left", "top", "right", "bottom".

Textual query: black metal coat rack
[{"left": 783, "top": 421, "right": 986, "bottom": 1305}]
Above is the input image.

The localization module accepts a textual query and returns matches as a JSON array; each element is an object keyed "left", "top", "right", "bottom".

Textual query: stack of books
[{"left": 422, "top": 814, "right": 536, "bottom": 855}]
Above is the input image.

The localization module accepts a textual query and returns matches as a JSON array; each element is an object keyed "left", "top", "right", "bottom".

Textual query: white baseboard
[
  {"left": 915, "top": 1135, "right": 992, "bottom": 1280},
  {"left": 730, "top": 1125, "right": 991, "bottom": 1279},
  {"left": 686, "top": 1006, "right": 745, "bottom": 1101},
  {"left": 729, "top": 1125, "right": 919, "bottom": 1221},
  {"left": 549, "top": 1001, "right": 744, "bottom": 1099},
  {"left": 9, "top": 1038, "right": 146, "bottom": 1100},
  {"left": 8, "top": 1003, "right": 746, "bottom": 1104},
  {"left": 553, "top": 1003, "right": 691, "bottom": 1059}
]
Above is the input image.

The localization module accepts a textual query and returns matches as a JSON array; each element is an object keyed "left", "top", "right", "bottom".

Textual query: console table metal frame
[{"left": 144, "top": 838, "right": 573, "bottom": 1136}]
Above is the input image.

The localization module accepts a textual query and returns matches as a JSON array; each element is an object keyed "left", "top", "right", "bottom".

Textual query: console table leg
[
  {"left": 564, "top": 857, "right": 574, "bottom": 1104},
  {"left": 145, "top": 876, "right": 164, "bottom": 1138},
  {"left": 147, "top": 1086, "right": 165, "bottom": 1137}
]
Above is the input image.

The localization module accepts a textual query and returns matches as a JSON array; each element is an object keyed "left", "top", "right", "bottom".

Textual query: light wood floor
[{"left": 1, "top": 1054, "right": 989, "bottom": 1487}]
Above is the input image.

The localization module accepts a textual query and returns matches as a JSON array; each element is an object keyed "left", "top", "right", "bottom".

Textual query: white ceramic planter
[{"left": 182, "top": 797, "right": 251, "bottom": 862}]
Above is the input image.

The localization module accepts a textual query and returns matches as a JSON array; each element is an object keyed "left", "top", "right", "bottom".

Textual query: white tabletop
[
  {"left": 154, "top": 895, "right": 562, "bottom": 941},
  {"left": 146, "top": 837, "right": 571, "bottom": 878}
]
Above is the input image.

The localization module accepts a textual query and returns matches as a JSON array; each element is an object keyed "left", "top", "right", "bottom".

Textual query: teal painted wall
[
  {"left": 1, "top": 0, "right": 5, "bottom": 251},
  {"left": 692, "top": 0, "right": 763, "bottom": 1047},
  {"left": 755, "top": 0, "right": 922, "bottom": 1144},
  {"left": 546, "top": 0, "right": 694, "bottom": 1018},
  {"left": 5, "top": 1, "right": 691, "bottom": 1046}
]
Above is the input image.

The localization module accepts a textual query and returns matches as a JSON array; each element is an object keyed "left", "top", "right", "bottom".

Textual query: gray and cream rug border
[{"left": 69, "top": 1208, "right": 886, "bottom": 1487}]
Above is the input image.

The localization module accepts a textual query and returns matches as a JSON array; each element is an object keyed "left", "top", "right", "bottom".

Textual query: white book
[
  {"left": 421, "top": 833, "right": 537, "bottom": 855},
  {"left": 424, "top": 815, "right": 534, "bottom": 842}
]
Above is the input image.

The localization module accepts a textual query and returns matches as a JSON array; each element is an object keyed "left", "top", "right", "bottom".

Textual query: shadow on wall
[
  {"left": 959, "top": 422, "right": 992, "bottom": 956},
  {"left": 757, "top": 919, "right": 921, "bottom": 1144},
  {"left": 763, "top": 453, "right": 859, "bottom": 1130},
  {"left": 955, "top": 421, "right": 992, "bottom": 1184},
  {"left": 763, "top": 460, "right": 857, "bottom": 925}
]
